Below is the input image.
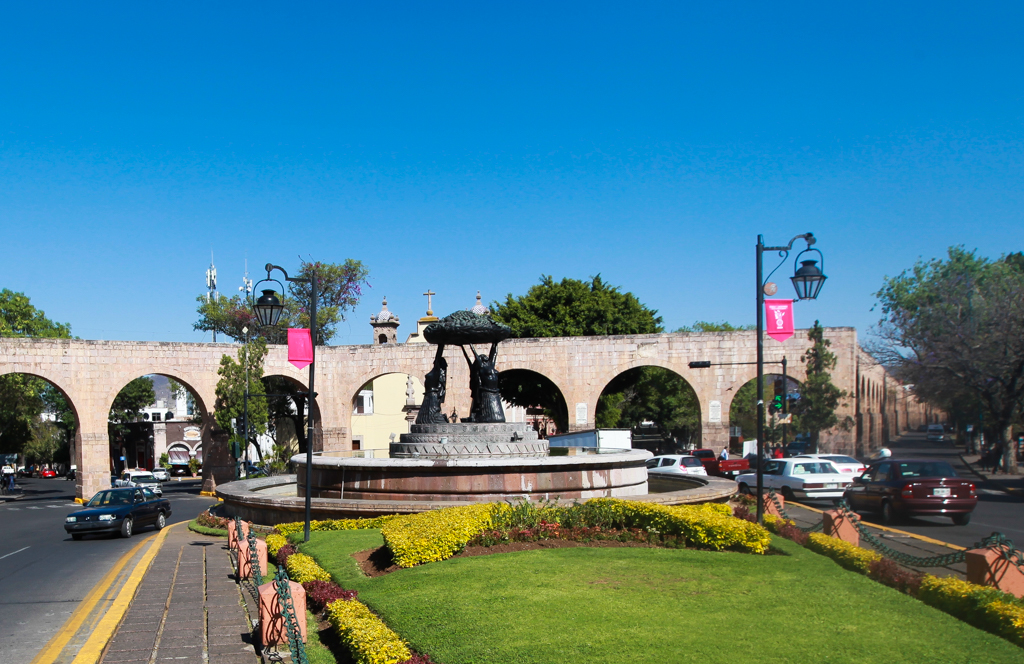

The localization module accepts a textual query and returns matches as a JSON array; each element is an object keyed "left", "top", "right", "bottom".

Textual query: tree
[
  {"left": 492, "top": 275, "right": 663, "bottom": 338},
  {"left": 194, "top": 259, "right": 370, "bottom": 344},
  {"left": 0, "top": 290, "right": 73, "bottom": 454},
  {"left": 873, "top": 247, "right": 1024, "bottom": 472},
  {"left": 214, "top": 338, "right": 269, "bottom": 459},
  {"left": 499, "top": 370, "right": 569, "bottom": 432},
  {"left": 729, "top": 375, "right": 799, "bottom": 443},
  {"left": 791, "top": 321, "right": 850, "bottom": 452},
  {"left": 108, "top": 377, "right": 156, "bottom": 442}
]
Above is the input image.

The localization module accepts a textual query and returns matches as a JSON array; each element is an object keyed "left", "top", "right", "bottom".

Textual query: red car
[
  {"left": 843, "top": 458, "right": 977, "bottom": 525},
  {"left": 38, "top": 468, "right": 57, "bottom": 478}
]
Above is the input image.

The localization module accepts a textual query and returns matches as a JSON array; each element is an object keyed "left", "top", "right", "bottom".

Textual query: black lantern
[
  {"left": 253, "top": 289, "right": 285, "bottom": 326},
  {"left": 790, "top": 250, "right": 827, "bottom": 300}
]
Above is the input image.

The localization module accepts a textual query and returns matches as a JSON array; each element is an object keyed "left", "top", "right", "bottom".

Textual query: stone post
[
  {"left": 238, "top": 538, "right": 268, "bottom": 581},
  {"left": 822, "top": 510, "right": 859, "bottom": 546},
  {"left": 258, "top": 580, "right": 308, "bottom": 645},
  {"left": 761, "top": 492, "right": 785, "bottom": 519},
  {"left": 966, "top": 548, "right": 1024, "bottom": 598},
  {"left": 227, "top": 520, "right": 250, "bottom": 550}
]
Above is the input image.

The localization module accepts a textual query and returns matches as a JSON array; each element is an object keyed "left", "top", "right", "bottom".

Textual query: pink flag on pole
[
  {"left": 764, "top": 299, "right": 795, "bottom": 342},
  {"left": 288, "top": 328, "right": 313, "bottom": 369}
]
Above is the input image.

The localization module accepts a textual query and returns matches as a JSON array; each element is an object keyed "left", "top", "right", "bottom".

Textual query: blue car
[{"left": 65, "top": 487, "right": 172, "bottom": 540}]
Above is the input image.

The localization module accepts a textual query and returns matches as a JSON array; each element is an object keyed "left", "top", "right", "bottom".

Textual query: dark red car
[{"left": 843, "top": 458, "right": 977, "bottom": 525}]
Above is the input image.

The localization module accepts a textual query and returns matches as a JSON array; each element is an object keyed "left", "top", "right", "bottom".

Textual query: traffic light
[{"left": 771, "top": 395, "right": 784, "bottom": 413}]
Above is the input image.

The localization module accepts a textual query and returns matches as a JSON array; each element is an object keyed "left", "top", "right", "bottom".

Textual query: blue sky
[{"left": 2, "top": 2, "right": 1022, "bottom": 345}]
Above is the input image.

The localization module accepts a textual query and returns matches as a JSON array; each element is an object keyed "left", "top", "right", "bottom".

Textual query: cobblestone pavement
[{"left": 100, "top": 526, "right": 258, "bottom": 664}]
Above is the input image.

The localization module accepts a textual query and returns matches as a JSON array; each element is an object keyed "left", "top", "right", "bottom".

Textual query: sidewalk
[
  {"left": 99, "top": 525, "right": 259, "bottom": 664},
  {"left": 958, "top": 453, "right": 1024, "bottom": 496}
]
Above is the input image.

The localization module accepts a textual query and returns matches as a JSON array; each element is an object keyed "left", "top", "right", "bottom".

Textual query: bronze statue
[
  {"left": 415, "top": 345, "right": 449, "bottom": 424},
  {"left": 461, "top": 342, "right": 504, "bottom": 423}
]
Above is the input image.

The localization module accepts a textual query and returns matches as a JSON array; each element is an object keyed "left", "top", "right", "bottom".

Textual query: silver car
[
  {"left": 151, "top": 467, "right": 170, "bottom": 482},
  {"left": 116, "top": 470, "right": 163, "bottom": 496}
]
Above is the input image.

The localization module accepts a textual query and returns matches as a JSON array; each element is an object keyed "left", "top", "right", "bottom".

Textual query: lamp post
[
  {"left": 754, "top": 233, "right": 826, "bottom": 523},
  {"left": 252, "top": 263, "right": 319, "bottom": 543}
]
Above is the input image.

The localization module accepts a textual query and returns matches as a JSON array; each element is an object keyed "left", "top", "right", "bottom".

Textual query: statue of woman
[
  {"left": 462, "top": 342, "right": 504, "bottom": 423},
  {"left": 415, "top": 346, "right": 449, "bottom": 424}
]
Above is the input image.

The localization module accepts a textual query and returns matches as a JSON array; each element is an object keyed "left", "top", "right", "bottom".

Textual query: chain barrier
[
  {"left": 274, "top": 565, "right": 309, "bottom": 664},
  {"left": 764, "top": 489, "right": 823, "bottom": 533},
  {"left": 247, "top": 525, "right": 264, "bottom": 586}
]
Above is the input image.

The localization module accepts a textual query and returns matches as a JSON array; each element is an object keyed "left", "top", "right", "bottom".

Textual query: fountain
[{"left": 217, "top": 308, "right": 735, "bottom": 524}]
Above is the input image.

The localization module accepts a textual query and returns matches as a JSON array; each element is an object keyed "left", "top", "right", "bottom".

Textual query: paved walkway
[
  {"left": 100, "top": 525, "right": 259, "bottom": 664},
  {"left": 959, "top": 453, "right": 1024, "bottom": 495}
]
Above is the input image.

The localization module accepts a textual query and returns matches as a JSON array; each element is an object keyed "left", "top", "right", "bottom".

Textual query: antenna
[
  {"left": 206, "top": 251, "right": 219, "bottom": 342},
  {"left": 239, "top": 258, "right": 253, "bottom": 296}
]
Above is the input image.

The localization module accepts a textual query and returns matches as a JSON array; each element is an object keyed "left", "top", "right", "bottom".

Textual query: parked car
[
  {"left": 926, "top": 424, "right": 946, "bottom": 442},
  {"left": 39, "top": 468, "right": 57, "bottom": 478},
  {"left": 19, "top": 465, "right": 36, "bottom": 478},
  {"left": 844, "top": 458, "right": 977, "bottom": 525},
  {"left": 151, "top": 467, "right": 170, "bottom": 482},
  {"left": 64, "top": 487, "right": 172, "bottom": 539},
  {"left": 794, "top": 454, "right": 866, "bottom": 475},
  {"left": 689, "top": 449, "right": 750, "bottom": 478},
  {"left": 736, "top": 458, "right": 853, "bottom": 502},
  {"left": 114, "top": 469, "right": 163, "bottom": 496},
  {"left": 646, "top": 455, "right": 708, "bottom": 476}
]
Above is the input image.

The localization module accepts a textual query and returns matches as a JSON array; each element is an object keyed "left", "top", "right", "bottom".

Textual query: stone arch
[
  {"left": 727, "top": 373, "right": 804, "bottom": 443},
  {"left": 593, "top": 364, "right": 704, "bottom": 452},
  {"left": 0, "top": 370, "right": 83, "bottom": 476},
  {"left": 261, "top": 373, "right": 323, "bottom": 452},
  {"left": 348, "top": 371, "right": 426, "bottom": 454},
  {"left": 497, "top": 368, "right": 570, "bottom": 436}
]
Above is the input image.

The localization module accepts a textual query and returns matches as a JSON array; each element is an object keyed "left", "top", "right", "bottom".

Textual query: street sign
[
  {"left": 966, "top": 424, "right": 974, "bottom": 433},
  {"left": 773, "top": 413, "right": 793, "bottom": 425}
]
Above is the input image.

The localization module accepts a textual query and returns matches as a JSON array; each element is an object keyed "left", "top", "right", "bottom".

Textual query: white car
[
  {"left": 646, "top": 455, "right": 708, "bottom": 476},
  {"left": 794, "top": 454, "right": 866, "bottom": 476},
  {"left": 736, "top": 458, "right": 852, "bottom": 502},
  {"left": 114, "top": 470, "right": 163, "bottom": 496},
  {"left": 151, "top": 467, "right": 171, "bottom": 482}
]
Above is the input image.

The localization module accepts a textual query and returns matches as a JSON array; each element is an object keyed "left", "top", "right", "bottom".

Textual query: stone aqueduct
[{"left": 0, "top": 326, "right": 938, "bottom": 501}]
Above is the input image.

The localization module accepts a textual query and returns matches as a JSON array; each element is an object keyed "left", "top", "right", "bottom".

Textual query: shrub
[
  {"left": 274, "top": 515, "right": 400, "bottom": 537},
  {"left": 806, "top": 533, "right": 882, "bottom": 573},
  {"left": 867, "top": 557, "right": 923, "bottom": 595},
  {"left": 325, "top": 597, "right": 412, "bottom": 664},
  {"left": 265, "top": 533, "right": 288, "bottom": 557},
  {"left": 382, "top": 504, "right": 496, "bottom": 568},
  {"left": 303, "top": 580, "right": 357, "bottom": 613},
  {"left": 918, "top": 574, "right": 1024, "bottom": 645},
  {"left": 276, "top": 544, "right": 297, "bottom": 567},
  {"left": 285, "top": 553, "right": 332, "bottom": 584},
  {"left": 196, "top": 510, "right": 229, "bottom": 530},
  {"left": 775, "top": 521, "right": 809, "bottom": 546}
]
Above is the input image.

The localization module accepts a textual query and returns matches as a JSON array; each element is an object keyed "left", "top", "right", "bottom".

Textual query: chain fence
[{"left": 762, "top": 489, "right": 1024, "bottom": 571}]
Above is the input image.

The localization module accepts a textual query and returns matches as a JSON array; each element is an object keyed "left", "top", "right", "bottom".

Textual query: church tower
[{"left": 371, "top": 297, "right": 400, "bottom": 344}]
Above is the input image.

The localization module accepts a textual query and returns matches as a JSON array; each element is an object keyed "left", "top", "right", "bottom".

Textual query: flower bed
[
  {"left": 805, "top": 532, "right": 882, "bottom": 573},
  {"left": 285, "top": 552, "right": 332, "bottom": 584},
  {"left": 326, "top": 595, "right": 412, "bottom": 664},
  {"left": 381, "top": 504, "right": 497, "bottom": 568},
  {"left": 274, "top": 515, "right": 399, "bottom": 537}
]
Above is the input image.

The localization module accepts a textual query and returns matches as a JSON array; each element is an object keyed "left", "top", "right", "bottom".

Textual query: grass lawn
[{"left": 300, "top": 531, "right": 1022, "bottom": 664}]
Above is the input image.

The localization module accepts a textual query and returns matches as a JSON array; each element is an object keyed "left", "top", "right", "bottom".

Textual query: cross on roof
[{"left": 423, "top": 289, "right": 435, "bottom": 316}]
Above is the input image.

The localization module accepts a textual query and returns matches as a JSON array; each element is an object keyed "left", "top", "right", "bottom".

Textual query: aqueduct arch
[{"left": 0, "top": 326, "right": 927, "bottom": 500}]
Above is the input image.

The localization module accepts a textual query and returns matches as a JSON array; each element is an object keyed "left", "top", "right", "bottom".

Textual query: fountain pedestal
[{"left": 392, "top": 422, "right": 548, "bottom": 459}]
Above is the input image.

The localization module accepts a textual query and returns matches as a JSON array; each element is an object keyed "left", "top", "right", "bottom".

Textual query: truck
[
  {"left": 689, "top": 449, "right": 750, "bottom": 478},
  {"left": 547, "top": 429, "right": 632, "bottom": 451}
]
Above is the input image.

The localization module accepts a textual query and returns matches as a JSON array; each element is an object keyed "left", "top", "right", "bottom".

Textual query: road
[
  {"left": 800, "top": 431, "right": 1024, "bottom": 549},
  {"left": 0, "top": 477, "right": 217, "bottom": 663}
]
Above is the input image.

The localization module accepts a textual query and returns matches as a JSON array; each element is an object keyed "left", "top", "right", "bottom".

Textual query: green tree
[
  {"left": 108, "top": 377, "right": 156, "bottom": 443},
  {"left": 492, "top": 275, "right": 663, "bottom": 338},
  {"left": 729, "top": 375, "right": 798, "bottom": 444},
  {"left": 194, "top": 259, "right": 370, "bottom": 344},
  {"left": 214, "top": 338, "right": 269, "bottom": 460},
  {"left": 0, "top": 290, "right": 73, "bottom": 454},
  {"left": 790, "top": 321, "right": 850, "bottom": 452},
  {"left": 873, "top": 247, "right": 1024, "bottom": 472}
]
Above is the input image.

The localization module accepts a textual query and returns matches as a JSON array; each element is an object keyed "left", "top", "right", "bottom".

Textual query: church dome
[
  {"left": 373, "top": 297, "right": 399, "bottom": 323},
  {"left": 471, "top": 291, "right": 490, "bottom": 316}
]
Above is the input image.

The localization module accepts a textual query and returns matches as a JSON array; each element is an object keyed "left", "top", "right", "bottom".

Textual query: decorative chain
[
  {"left": 765, "top": 489, "right": 823, "bottom": 532},
  {"left": 246, "top": 524, "right": 263, "bottom": 587},
  {"left": 274, "top": 566, "right": 309, "bottom": 664}
]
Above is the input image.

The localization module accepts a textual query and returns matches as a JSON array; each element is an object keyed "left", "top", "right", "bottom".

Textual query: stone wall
[{"left": 0, "top": 326, "right": 931, "bottom": 500}]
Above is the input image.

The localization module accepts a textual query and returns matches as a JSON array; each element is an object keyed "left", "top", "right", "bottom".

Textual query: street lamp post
[
  {"left": 755, "top": 233, "right": 827, "bottom": 523},
  {"left": 252, "top": 263, "right": 319, "bottom": 543}
]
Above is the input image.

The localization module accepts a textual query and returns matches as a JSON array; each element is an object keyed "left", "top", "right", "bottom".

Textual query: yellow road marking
[
  {"left": 71, "top": 522, "right": 182, "bottom": 664},
  {"left": 29, "top": 536, "right": 151, "bottom": 664},
  {"left": 788, "top": 500, "right": 966, "bottom": 551}
]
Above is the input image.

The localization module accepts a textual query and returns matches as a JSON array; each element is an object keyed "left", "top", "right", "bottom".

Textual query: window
[
  {"left": 661, "top": 458, "right": 677, "bottom": 467},
  {"left": 823, "top": 455, "right": 859, "bottom": 465},
  {"left": 152, "top": 413, "right": 161, "bottom": 422},
  {"left": 353, "top": 390, "right": 374, "bottom": 415},
  {"left": 646, "top": 459, "right": 660, "bottom": 469},
  {"left": 352, "top": 439, "right": 361, "bottom": 451},
  {"left": 870, "top": 463, "right": 891, "bottom": 483},
  {"left": 895, "top": 461, "right": 956, "bottom": 478},
  {"left": 680, "top": 457, "right": 703, "bottom": 467}
]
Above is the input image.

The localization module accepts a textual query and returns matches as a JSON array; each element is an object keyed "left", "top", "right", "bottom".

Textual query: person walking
[
  {"left": 990, "top": 442, "right": 1004, "bottom": 475},
  {"left": 719, "top": 447, "right": 729, "bottom": 461}
]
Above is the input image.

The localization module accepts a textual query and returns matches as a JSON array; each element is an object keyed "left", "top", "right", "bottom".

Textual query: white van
[{"left": 926, "top": 424, "right": 945, "bottom": 442}]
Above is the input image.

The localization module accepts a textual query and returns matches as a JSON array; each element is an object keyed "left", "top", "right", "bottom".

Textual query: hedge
[
  {"left": 274, "top": 515, "right": 400, "bottom": 537},
  {"left": 918, "top": 575, "right": 1024, "bottom": 647},
  {"left": 326, "top": 597, "right": 412, "bottom": 664},
  {"left": 285, "top": 552, "right": 333, "bottom": 584},
  {"left": 806, "top": 532, "right": 882, "bottom": 573}
]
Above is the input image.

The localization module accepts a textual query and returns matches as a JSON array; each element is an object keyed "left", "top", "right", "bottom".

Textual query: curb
[
  {"left": 957, "top": 454, "right": 1023, "bottom": 497},
  {"left": 788, "top": 500, "right": 966, "bottom": 552}
]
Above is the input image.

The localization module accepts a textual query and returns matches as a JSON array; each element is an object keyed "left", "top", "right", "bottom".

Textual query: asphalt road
[
  {"left": 0, "top": 477, "right": 217, "bottom": 662},
  {"left": 799, "top": 431, "right": 1024, "bottom": 549}
]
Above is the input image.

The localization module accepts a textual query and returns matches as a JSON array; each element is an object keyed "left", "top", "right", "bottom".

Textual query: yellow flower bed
[
  {"left": 762, "top": 513, "right": 797, "bottom": 534},
  {"left": 918, "top": 574, "right": 1024, "bottom": 646},
  {"left": 265, "top": 533, "right": 288, "bottom": 557},
  {"left": 326, "top": 597, "right": 412, "bottom": 664},
  {"left": 806, "top": 533, "right": 882, "bottom": 573},
  {"left": 285, "top": 553, "right": 332, "bottom": 583},
  {"left": 274, "top": 515, "right": 400, "bottom": 537},
  {"left": 381, "top": 503, "right": 496, "bottom": 568}
]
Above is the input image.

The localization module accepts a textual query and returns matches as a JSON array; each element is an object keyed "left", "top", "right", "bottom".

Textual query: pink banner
[
  {"left": 764, "top": 299, "right": 794, "bottom": 343},
  {"left": 288, "top": 328, "right": 313, "bottom": 369}
]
